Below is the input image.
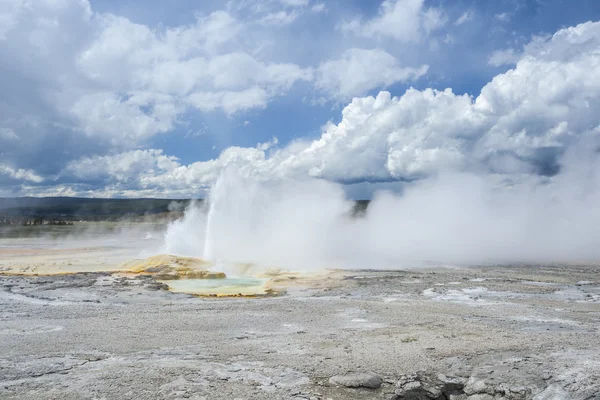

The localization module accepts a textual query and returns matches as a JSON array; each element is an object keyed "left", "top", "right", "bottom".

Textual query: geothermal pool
[{"left": 159, "top": 277, "right": 270, "bottom": 296}]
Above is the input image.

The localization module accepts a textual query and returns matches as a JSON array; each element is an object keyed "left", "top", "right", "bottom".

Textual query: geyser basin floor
[
  {"left": 0, "top": 223, "right": 165, "bottom": 276},
  {"left": 1, "top": 264, "right": 599, "bottom": 399},
  {"left": 159, "top": 277, "right": 270, "bottom": 296}
]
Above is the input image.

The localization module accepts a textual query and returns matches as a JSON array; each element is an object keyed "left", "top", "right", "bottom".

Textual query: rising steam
[{"left": 162, "top": 139, "right": 600, "bottom": 270}]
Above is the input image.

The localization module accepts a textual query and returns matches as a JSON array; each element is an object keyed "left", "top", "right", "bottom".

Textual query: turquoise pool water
[{"left": 159, "top": 277, "right": 269, "bottom": 296}]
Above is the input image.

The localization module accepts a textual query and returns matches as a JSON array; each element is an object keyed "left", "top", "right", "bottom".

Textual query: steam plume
[{"left": 162, "top": 136, "right": 600, "bottom": 270}]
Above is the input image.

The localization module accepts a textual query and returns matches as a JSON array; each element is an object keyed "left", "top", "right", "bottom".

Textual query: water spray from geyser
[
  {"left": 163, "top": 151, "right": 600, "bottom": 272},
  {"left": 202, "top": 173, "right": 232, "bottom": 271},
  {"left": 202, "top": 181, "right": 218, "bottom": 263}
]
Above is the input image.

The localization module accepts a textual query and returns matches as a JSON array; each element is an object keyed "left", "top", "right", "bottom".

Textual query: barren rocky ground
[{"left": 1, "top": 261, "right": 599, "bottom": 399}]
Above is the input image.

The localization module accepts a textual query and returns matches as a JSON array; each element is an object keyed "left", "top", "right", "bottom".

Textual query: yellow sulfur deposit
[{"left": 120, "top": 254, "right": 226, "bottom": 280}]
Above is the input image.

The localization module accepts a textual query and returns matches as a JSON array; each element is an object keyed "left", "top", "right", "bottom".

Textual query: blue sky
[{"left": 1, "top": 0, "right": 600, "bottom": 198}]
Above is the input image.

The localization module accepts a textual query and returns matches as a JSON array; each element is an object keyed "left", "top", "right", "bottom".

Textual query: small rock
[
  {"left": 541, "top": 371, "right": 552, "bottom": 380},
  {"left": 394, "top": 373, "right": 443, "bottom": 399},
  {"left": 463, "top": 377, "right": 489, "bottom": 395},
  {"left": 394, "top": 373, "right": 466, "bottom": 399},
  {"left": 329, "top": 372, "right": 383, "bottom": 389},
  {"left": 437, "top": 374, "right": 467, "bottom": 391},
  {"left": 84, "top": 353, "right": 108, "bottom": 362},
  {"left": 146, "top": 282, "right": 169, "bottom": 291},
  {"left": 509, "top": 385, "right": 529, "bottom": 395}
]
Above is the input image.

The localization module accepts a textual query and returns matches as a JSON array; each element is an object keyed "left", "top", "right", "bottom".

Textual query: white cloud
[
  {"left": 186, "top": 87, "right": 270, "bottom": 114},
  {"left": 53, "top": 21, "right": 600, "bottom": 196},
  {"left": 455, "top": 10, "right": 474, "bottom": 26},
  {"left": 0, "top": 0, "right": 449, "bottom": 183},
  {"left": 442, "top": 34, "right": 454, "bottom": 45},
  {"left": 62, "top": 149, "right": 180, "bottom": 183},
  {"left": 287, "top": 89, "right": 480, "bottom": 182},
  {"left": 311, "top": 3, "right": 326, "bottom": 13},
  {"left": 422, "top": 7, "right": 446, "bottom": 34},
  {"left": 257, "top": 136, "right": 279, "bottom": 151},
  {"left": 316, "top": 48, "right": 428, "bottom": 100},
  {"left": 489, "top": 20, "right": 600, "bottom": 69},
  {"left": 340, "top": 0, "right": 446, "bottom": 42},
  {"left": 495, "top": 12, "right": 511, "bottom": 22},
  {"left": 279, "top": 0, "right": 309, "bottom": 7},
  {"left": 237, "top": 0, "right": 319, "bottom": 25},
  {"left": 3, "top": 3, "right": 600, "bottom": 197},
  {"left": 488, "top": 48, "right": 520, "bottom": 66},
  {"left": 0, "top": 127, "right": 18, "bottom": 141},
  {"left": 77, "top": 12, "right": 312, "bottom": 115},
  {"left": 0, "top": 1, "right": 313, "bottom": 150},
  {"left": 0, "top": 0, "right": 27, "bottom": 40},
  {"left": 0, "top": 165, "right": 44, "bottom": 183},
  {"left": 258, "top": 10, "right": 299, "bottom": 26},
  {"left": 68, "top": 92, "right": 181, "bottom": 144}
]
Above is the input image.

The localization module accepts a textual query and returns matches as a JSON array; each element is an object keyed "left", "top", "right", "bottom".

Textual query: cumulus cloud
[
  {"left": 3, "top": 2, "right": 599, "bottom": 198},
  {"left": 488, "top": 48, "right": 520, "bottom": 66},
  {"left": 76, "top": 12, "right": 312, "bottom": 116},
  {"left": 235, "top": 0, "right": 322, "bottom": 25},
  {"left": 455, "top": 10, "right": 474, "bottom": 26},
  {"left": 311, "top": 3, "right": 326, "bottom": 13},
  {"left": 0, "top": 0, "right": 313, "bottom": 153},
  {"left": 279, "top": 0, "right": 310, "bottom": 6},
  {"left": 68, "top": 92, "right": 181, "bottom": 144},
  {"left": 258, "top": 10, "right": 300, "bottom": 26},
  {"left": 61, "top": 149, "right": 180, "bottom": 183},
  {"left": 247, "top": 0, "right": 325, "bottom": 26},
  {"left": 340, "top": 0, "right": 446, "bottom": 42},
  {"left": 57, "top": 145, "right": 275, "bottom": 197},
  {"left": 0, "top": 165, "right": 44, "bottom": 183},
  {"left": 495, "top": 12, "right": 511, "bottom": 22},
  {"left": 0, "top": 0, "right": 26, "bottom": 40},
  {"left": 315, "top": 48, "right": 429, "bottom": 100},
  {"left": 0, "top": 127, "right": 18, "bottom": 141},
  {"left": 50, "top": 21, "right": 600, "bottom": 197},
  {"left": 3, "top": 0, "right": 435, "bottom": 183}
]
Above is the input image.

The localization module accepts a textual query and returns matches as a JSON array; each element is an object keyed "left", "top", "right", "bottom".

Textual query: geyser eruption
[
  {"left": 203, "top": 211, "right": 214, "bottom": 261},
  {"left": 203, "top": 180, "right": 219, "bottom": 262},
  {"left": 180, "top": 168, "right": 351, "bottom": 268},
  {"left": 163, "top": 143, "right": 600, "bottom": 269}
]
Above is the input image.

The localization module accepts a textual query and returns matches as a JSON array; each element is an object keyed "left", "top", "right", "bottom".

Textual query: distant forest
[
  {"left": 0, "top": 198, "right": 370, "bottom": 226},
  {"left": 0, "top": 197, "right": 194, "bottom": 225}
]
